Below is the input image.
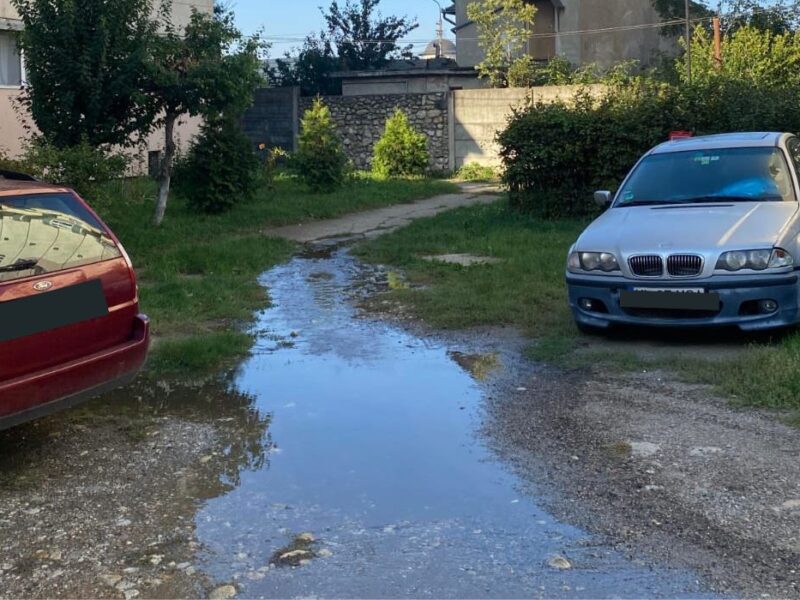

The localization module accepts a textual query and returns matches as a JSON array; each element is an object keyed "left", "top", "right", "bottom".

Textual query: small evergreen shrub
[
  {"left": 372, "top": 109, "right": 429, "bottom": 177},
  {"left": 294, "top": 97, "right": 348, "bottom": 192},
  {"left": 178, "top": 117, "right": 260, "bottom": 214}
]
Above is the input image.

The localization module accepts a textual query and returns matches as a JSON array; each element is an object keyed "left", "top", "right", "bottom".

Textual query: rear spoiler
[{"left": 0, "top": 169, "right": 38, "bottom": 182}]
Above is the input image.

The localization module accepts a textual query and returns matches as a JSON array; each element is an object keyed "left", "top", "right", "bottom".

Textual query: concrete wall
[
  {"left": 300, "top": 93, "right": 450, "bottom": 172},
  {"left": 241, "top": 87, "right": 299, "bottom": 152},
  {"left": 341, "top": 73, "right": 484, "bottom": 96},
  {"left": 0, "top": 0, "right": 213, "bottom": 172},
  {"left": 450, "top": 84, "right": 605, "bottom": 169}
]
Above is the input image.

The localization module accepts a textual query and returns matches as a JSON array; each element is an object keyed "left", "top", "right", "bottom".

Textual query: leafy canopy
[
  {"left": 12, "top": 0, "right": 159, "bottom": 148},
  {"left": 274, "top": 0, "right": 418, "bottom": 96},
  {"left": 467, "top": 0, "right": 537, "bottom": 87}
]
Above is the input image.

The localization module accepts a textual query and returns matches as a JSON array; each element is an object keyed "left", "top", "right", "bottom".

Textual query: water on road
[{"left": 190, "top": 249, "right": 715, "bottom": 598}]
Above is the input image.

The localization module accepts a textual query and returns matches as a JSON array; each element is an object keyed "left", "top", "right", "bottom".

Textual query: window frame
[{"left": 0, "top": 28, "right": 23, "bottom": 88}]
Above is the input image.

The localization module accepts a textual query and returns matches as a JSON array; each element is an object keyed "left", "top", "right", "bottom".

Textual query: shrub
[
  {"left": 372, "top": 109, "right": 429, "bottom": 177},
  {"left": 178, "top": 117, "right": 260, "bottom": 214},
  {"left": 21, "top": 138, "right": 127, "bottom": 196},
  {"left": 294, "top": 97, "right": 348, "bottom": 192},
  {"left": 499, "top": 51, "right": 800, "bottom": 219},
  {"left": 456, "top": 162, "right": 500, "bottom": 182}
]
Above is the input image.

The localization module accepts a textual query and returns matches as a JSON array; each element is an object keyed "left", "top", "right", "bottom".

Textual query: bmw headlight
[
  {"left": 568, "top": 251, "right": 620, "bottom": 273},
  {"left": 716, "top": 248, "right": 793, "bottom": 271}
]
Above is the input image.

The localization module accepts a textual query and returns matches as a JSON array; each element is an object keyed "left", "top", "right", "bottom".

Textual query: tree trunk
[{"left": 153, "top": 112, "right": 178, "bottom": 226}]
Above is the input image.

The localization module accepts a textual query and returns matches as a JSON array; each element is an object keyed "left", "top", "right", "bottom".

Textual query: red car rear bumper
[{"left": 0, "top": 314, "right": 150, "bottom": 431}]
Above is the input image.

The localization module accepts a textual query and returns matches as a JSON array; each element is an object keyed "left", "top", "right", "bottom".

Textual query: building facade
[
  {"left": 449, "top": 0, "right": 675, "bottom": 70},
  {"left": 0, "top": 0, "right": 214, "bottom": 172}
]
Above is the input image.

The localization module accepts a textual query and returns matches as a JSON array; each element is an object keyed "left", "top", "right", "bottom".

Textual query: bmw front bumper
[{"left": 566, "top": 272, "right": 800, "bottom": 331}]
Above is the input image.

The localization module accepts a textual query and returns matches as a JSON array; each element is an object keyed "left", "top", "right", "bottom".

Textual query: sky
[{"left": 228, "top": 0, "right": 452, "bottom": 58}]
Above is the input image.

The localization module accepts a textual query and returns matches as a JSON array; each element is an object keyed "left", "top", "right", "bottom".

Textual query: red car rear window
[{"left": 0, "top": 193, "right": 121, "bottom": 283}]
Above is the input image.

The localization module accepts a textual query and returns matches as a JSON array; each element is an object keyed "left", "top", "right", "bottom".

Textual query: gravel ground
[
  {"left": 0, "top": 380, "right": 268, "bottom": 599},
  {"left": 484, "top": 365, "right": 800, "bottom": 598}
]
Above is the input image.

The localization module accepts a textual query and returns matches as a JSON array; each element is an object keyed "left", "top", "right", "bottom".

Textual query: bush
[
  {"left": 372, "top": 109, "right": 429, "bottom": 178},
  {"left": 499, "top": 44, "right": 800, "bottom": 219},
  {"left": 18, "top": 139, "right": 127, "bottom": 196},
  {"left": 456, "top": 162, "right": 499, "bottom": 182},
  {"left": 294, "top": 97, "right": 348, "bottom": 192},
  {"left": 177, "top": 117, "right": 260, "bottom": 214}
]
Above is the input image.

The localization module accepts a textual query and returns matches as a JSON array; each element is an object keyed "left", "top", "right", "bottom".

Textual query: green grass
[
  {"left": 90, "top": 173, "right": 455, "bottom": 376},
  {"left": 356, "top": 198, "right": 586, "bottom": 334},
  {"left": 357, "top": 197, "right": 800, "bottom": 412}
]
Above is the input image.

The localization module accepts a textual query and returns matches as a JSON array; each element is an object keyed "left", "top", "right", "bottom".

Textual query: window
[
  {"left": 788, "top": 138, "right": 800, "bottom": 174},
  {"left": 617, "top": 147, "right": 797, "bottom": 205},
  {"left": 0, "top": 30, "right": 21, "bottom": 87},
  {"left": 0, "top": 193, "right": 121, "bottom": 283}
]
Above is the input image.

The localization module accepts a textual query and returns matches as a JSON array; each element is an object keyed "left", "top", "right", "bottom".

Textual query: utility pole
[
  {"left": 685, "top": 0, "right": 692, "bottom": 83},
  {"left": 713, "top": 16, "right": 722, "bottom": 69}
]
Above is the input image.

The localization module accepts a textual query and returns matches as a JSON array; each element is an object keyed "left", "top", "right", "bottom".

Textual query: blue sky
[{"left": 229, "top": 0, "right": 451, "bottom": 57}]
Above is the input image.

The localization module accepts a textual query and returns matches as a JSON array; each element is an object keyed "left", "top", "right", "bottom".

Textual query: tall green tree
[
  {"left": 467, "top": 0, "right": 537, "bottom": 87},
  {"left": 12, "top": 0, "right": 158, "bottom": 148},
  {"left": 276, "top": 0, "right": 418, "bottom": 95},
  {"left": 149, "top": 6, "right": 264, "bottom": 225},
  {"left": 274, "top": 34, "right": 342, "bottom": 96},
  {"left": 323, "top": 0, "right": 418, "bottom": 71}
]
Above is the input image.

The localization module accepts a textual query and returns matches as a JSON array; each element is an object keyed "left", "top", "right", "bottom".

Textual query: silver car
[{"left": 566, "top": 132, "right": 800, "bottom": 331}]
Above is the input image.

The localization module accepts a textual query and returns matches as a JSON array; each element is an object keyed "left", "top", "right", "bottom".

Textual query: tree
[
  {"left": 149, "top": 6, "right": 264, "bottom": 225},
  {"left": 323, "top": 0, "right": 418, "bottom": 71},
  {"left": 652, "top": 0, "right": 800, "bottom": 36},
  {"left": 12, "top": 0, "right": 158, "bottom": 148},
  {"left": 294, "top": 97, "right": 348, "bottom": 191},
  {"left": 467, "top": 0, "right": 537, "bottom": 87},
  {"left": 274, "top": 34, "right": 342, "bottom": 96},
  {"left": 277, "top": 0, "right": 418, "bottom": 96},
  {"left": 681, "top": 23, "right": 800, "bottom": 86}
]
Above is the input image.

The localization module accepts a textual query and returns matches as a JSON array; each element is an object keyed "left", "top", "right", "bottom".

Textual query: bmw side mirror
[{"left": 594, "top": 190, "right": 612, "bottom": 209}]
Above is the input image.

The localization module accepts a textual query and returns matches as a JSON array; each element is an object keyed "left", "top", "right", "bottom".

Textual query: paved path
[{"left": 264, "top": 183, "right": 501, "bottom": 243}]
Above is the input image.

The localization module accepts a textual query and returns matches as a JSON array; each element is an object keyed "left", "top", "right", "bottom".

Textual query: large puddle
[{"left": 186, "top": 249, "right": 715, "bottom": 598}]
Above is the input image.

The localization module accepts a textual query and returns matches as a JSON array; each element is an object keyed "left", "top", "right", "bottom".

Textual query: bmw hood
[{"left": 577, "top": 202, "right": 799, "bottom": 255}]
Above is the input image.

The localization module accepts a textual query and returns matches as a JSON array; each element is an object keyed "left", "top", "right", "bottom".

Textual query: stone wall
[{"left": 300, "top": 93, "right": 449, "bottom": 172}]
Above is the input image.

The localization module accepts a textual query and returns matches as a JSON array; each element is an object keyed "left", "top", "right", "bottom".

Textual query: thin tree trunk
[{"left": 153, "top": 112, "right": 177, "bottom": 226}]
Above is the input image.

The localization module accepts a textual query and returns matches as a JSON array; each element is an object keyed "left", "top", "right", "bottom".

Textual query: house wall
[
  {"left": 454, "top": 0, "right": 675, "bottom": 69},
  {"left": 0, "top": 0, "right": 213, "bottom": 172}
]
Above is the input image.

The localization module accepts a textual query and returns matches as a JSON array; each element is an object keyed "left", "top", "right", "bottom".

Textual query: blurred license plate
[
  {"left": 632, "top": 287, "right": 705, "bottom": 294},
  {"left": 621, "top": 288, "right": 719, "bottom": 311}
]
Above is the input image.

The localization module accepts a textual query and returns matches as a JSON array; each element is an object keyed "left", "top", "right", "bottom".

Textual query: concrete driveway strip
[{"left": 264, "top": 183, "right": 501, "bottom": 243}]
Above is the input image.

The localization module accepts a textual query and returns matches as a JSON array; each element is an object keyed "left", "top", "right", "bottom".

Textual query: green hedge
[{"left": 500, "top": 79, "right": 800, "bottom": 219}]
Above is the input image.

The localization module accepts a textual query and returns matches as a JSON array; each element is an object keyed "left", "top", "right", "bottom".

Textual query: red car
[{"left": 0, "top": 171, "right": 149, "bottom": 430}]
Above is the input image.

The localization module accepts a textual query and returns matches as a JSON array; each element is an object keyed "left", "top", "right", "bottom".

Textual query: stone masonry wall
[{"left": 299, "top": 93, "right": 449, "bottom": 172}]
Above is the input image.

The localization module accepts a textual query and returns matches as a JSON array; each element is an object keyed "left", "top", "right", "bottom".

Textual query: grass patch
[
  {"left": 90, "top": 173, "right": 454, "bottom": 376},
  {"left": 356, "top": 198, "right": 586, "bottom": 334},
  {"left": 357, "top": 197, "right": 800, "bottom": 411}
]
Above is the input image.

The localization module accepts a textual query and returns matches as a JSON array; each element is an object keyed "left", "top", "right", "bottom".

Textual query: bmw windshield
[{"left": 616, "top": 147, "right": 797, "bottom": 207}]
